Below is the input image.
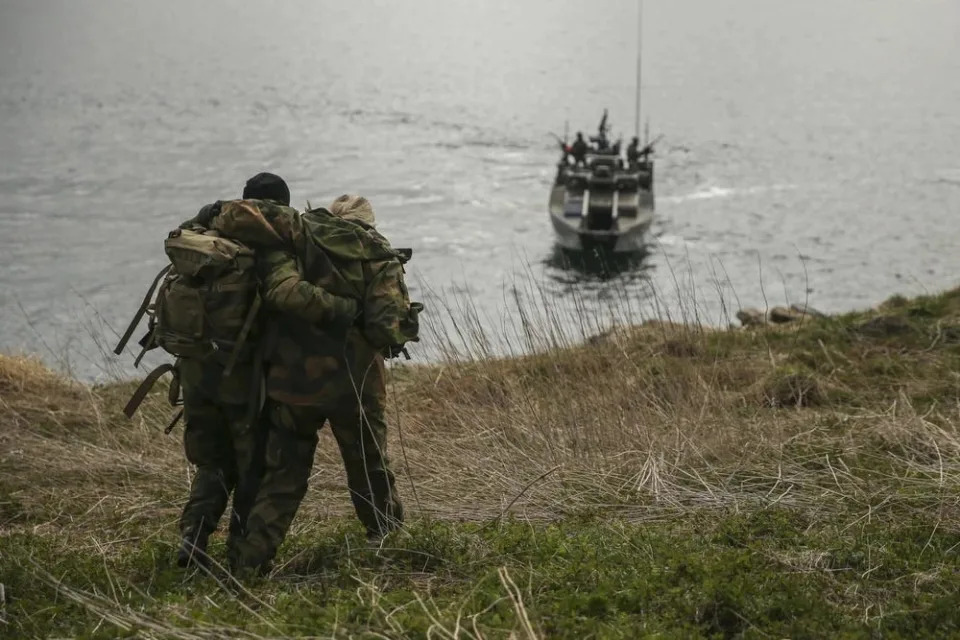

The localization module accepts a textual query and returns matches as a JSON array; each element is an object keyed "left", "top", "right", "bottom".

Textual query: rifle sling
[
  {"left": 114, "top": 264, "right": 172, "bottom": 355},
  {"left": 123, "top": 362, "right": 176, "bottom": 418}
]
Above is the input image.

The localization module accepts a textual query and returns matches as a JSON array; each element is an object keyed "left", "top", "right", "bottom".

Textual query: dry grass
[{"left": 2, "top": 284, "right": 960, "bottom": 637}]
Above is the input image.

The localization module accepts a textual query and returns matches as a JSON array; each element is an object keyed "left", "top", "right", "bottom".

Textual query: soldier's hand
[{"left": 323, "top": 297, "right": 361, "bottom": 332}]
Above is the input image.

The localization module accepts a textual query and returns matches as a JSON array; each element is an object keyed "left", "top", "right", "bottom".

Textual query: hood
[
  {"left": 330, "top": 194, "right": 377, "bottom": 228},
  {"left": 301, "top": 207, "right": 397, "bottom": 262},
  {"left": 210, "top": 199, "right": 295, "bottom": 248}
]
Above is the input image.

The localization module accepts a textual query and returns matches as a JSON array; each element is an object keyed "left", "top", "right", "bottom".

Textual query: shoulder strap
[{"left": 114, "top": 264, "right": 172, "bottom": 355}]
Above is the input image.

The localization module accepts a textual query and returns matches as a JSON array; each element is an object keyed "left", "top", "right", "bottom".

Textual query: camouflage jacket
[
  {"left": 213, "top": 201, "right": 407, "bottom": 409},
  {"left": 176, "top": 199, "right": 356, "bottom": 359}
]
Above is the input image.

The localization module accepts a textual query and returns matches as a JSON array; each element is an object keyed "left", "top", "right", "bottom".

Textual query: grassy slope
[{"left": 2, "top": 287, "right": 960, "bottom": 638}]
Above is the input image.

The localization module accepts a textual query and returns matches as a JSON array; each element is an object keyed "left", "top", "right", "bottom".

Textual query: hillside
[{"left": 2, "top": 287, "right": 960, "bottom": 638}]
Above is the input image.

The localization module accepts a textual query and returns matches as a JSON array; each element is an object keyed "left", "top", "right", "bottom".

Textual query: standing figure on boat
[
  {"left": 626, "top": 137, "right": 641, "bottom": 165},
  {"left": 570, "top": 132, "right": 588, "bottom": 166}
]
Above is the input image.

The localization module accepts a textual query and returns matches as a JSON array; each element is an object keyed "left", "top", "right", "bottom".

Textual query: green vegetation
[{"left": 2, "top": 286, "right": 960, "bottom": 638}]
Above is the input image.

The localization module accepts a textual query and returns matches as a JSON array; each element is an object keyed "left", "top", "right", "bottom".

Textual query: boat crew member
[
  {"left": 626, "top": 137, "right": 641, "bottom": 165},
  {"left": 571, "top": 132, "right": 588, "bottom": 167}
]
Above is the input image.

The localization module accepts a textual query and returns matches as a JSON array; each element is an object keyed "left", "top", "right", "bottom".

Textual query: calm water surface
[{"left": 1, "top": 0, "right": 959, "bottom": 379}]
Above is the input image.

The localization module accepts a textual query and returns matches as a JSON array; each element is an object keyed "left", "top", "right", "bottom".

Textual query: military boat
[
  {"left": 548, "top": 3, "right": 657, "bottom": 254},
  {"left": 548, "top": 138, "right": 654, "bottom": 253}
]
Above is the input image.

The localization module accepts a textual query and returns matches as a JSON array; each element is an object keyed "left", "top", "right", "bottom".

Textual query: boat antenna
[
  {"left": 564, "top": 119, "right": 569, "bottom": 144},
  {"left": 633, "top": 0, "right": 644, "bottom": 140}
]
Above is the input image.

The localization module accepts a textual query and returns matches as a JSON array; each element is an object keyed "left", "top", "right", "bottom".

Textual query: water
[{"left": 1, "top": 0, "right": 959, "bottom": 380}]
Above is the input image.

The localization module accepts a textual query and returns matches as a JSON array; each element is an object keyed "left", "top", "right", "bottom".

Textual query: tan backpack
[{"left": 114, "top": 228, "right": 261, "bottom": 426}]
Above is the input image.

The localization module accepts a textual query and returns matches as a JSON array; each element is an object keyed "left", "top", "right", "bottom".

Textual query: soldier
[
  {"left": 570, "top": 132, "right": 588, "bottom": 167},
  {"left": 626, "top": 137, "right": 641, "bottom": 165},
  {"left": 175, "top": 173, "right": 358, "bottom": 568},
  {"left": 215, "top": 194, "right": 417, "bottom": 573},
  {"left": 611, "top": 139, "right": 622, "bottom": 165}
]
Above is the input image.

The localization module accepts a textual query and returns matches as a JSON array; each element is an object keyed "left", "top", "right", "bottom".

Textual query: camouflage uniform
[
  {"left": 171, "top": 206, "right": 262, "bottom": 557},
  {"left": 212, "top": 200, "right": 410, "bottom": 570},
  {"left": 177, "top": 357, "right": 262, "bottom": 547},
  {"left": 175, "top": 201, "right": 358, "bottom": 560}
]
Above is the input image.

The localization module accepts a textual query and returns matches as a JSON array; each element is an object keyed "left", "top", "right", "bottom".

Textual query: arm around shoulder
[{"left": 257, "top": 250, "right": 358, "bottom": 326}]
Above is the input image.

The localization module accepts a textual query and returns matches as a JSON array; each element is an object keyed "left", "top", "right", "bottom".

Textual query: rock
[
  {"left": 790, "top": 303, "right": 826, "bottom": 318},
  {"left": 768, "top": 306, "right": 806, "bottom": 324},
  {"left": 739, "top": 304, "right": 825, "bottom": 327},
  {"left": 736, "top": 308, "right": 766, "bottom": 327}
]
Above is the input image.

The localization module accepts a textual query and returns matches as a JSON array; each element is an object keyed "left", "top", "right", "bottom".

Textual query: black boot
[
  {"left": 227, "top": 545, "right": 272, "bottom": 577},
  {"left": 176, "top": 530, "right": 210, "bottom": 568}
]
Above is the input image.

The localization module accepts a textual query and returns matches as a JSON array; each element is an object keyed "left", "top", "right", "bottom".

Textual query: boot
[
  {"left": 226, "top": 539, "right": 272, "bottom": 577},
  {"left": 176, "top": 530, "right": 210, "bottom": 568}
]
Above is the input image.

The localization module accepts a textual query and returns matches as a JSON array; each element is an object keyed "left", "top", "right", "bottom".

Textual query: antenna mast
[{"left": 633, "top": 0, "right": 643, "bottom": 141}]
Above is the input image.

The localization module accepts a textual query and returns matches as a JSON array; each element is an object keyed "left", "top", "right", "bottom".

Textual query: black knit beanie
[{"left": 242, "top": 172, "right": 290, "bottom": 206}]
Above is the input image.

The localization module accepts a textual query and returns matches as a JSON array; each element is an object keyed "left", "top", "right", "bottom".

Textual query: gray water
[{"left": 2, "top": 0, "right": 959, "bottom": 380}]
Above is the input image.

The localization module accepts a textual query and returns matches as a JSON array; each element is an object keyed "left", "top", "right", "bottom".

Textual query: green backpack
[
  {"left": 114, "top": 227, "right": 261, "bottom": 425},
  {"left": 361, "top": 248, "right": 423, "bottom": 357},
  {"left": 297, "top": 207, "right": 423, "bottom": 358}
]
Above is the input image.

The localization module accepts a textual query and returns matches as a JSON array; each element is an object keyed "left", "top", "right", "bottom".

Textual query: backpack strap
[
  {"left": 167, "top": 364, "right": 182, "bottom": 407},
  {"left": 223, "top": 294, "right": 262, "bottom": 377},
  {"left": 114, "top": 264, "right": 172, "bottom": 355},
  {"left": 244, "top": 346, "right": 266, "bottom": 429},
  {"left": 132, "top": 329, "right": 155, "bottom": 369},
  {"left": 122, "top": 362, "right": 176, "bottom": 418},
  {"left": 164, "top": 409, "right": 184, "bottom": 435}
]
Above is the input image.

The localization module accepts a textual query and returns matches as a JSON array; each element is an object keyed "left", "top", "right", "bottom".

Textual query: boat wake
[{"left": 661, "top": 184, "right": 797, "bottom": 204}]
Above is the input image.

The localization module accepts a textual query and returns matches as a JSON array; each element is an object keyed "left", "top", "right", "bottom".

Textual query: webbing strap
[
  {"left": 122, "top": 362, "right": 175, "bottom": 418},
  {"left": 133, "top": 335, "right": 152, "bottom": 369},
  {"left": 114, "top": 264, "right": 172, "bottom": 355},
  {"left": 167, "top": 365, "right": 181, "bottom": 406},
  {"left": 223, "top": 295, "right": 261, "bottom": 377},
  {"left": 164, "top": 409, "right": 184, "bottom": 435},
  {"left": 243, "top": 347, "right": 265, "bottom": 429}
]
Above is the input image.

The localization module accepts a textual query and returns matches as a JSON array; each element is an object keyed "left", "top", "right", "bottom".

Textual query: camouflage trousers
[
  {"left": 232, "top": 399, "right": 403, "bottom": 568},
  {"left": 178, "top": 360, "right": 265, "bottom": 545}
]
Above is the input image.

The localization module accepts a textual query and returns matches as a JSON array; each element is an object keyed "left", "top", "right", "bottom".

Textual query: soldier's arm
[{"left": 257, "top": 249, "right": 358, "bottom": 325}]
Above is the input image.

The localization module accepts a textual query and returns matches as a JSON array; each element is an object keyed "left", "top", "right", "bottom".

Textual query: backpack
[
  {"left": 114, "top": 227, "right": 262, "bottom": 425},
  {"left": 360, "top": 248, "right": 423, "bottom": 357},
  {"left": 296, "top": 207, "right": 423, "bottom": 358}
]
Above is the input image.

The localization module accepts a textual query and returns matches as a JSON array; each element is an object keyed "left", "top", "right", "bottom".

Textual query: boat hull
[
  {"left": 549, "top": 214, "right": 651, "bottom": 253},
  {"left": 548, "top": 181, "right": 654, "bottom": 254}
]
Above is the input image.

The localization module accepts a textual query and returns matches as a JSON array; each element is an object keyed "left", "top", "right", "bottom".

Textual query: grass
[{"left": 2, "top": 284, "right": 960, "bottom": 638}]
